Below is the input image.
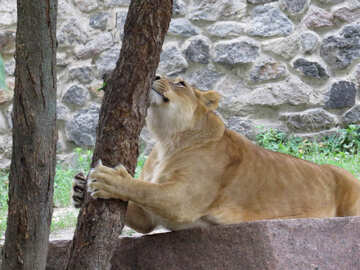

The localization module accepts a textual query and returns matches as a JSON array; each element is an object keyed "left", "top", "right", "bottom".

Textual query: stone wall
[{"left": 1, "top": 0, "right": 360, "bottom": 169}]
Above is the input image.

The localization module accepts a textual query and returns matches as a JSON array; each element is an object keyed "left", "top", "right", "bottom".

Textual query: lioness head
[{"left": 146, "top": 75, "right": 221, "bottom": 139}]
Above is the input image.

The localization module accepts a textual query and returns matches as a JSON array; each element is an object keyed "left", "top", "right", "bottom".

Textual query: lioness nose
[{"left": 154, "top": 75, "right": 161, "bottom": 81}]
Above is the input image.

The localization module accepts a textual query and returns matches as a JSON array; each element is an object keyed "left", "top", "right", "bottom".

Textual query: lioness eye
[{"left": 176, "top": 81, "right": 186, "bottom": 87}]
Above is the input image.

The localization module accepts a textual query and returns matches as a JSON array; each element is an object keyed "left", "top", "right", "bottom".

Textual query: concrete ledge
[{"left": 47, "top": 217, "right": 360, "bottom": 270}]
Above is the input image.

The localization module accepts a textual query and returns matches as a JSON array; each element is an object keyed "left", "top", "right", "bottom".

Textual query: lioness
[{"left": 72, "top": 75, "right": 360, "bottom": 233}]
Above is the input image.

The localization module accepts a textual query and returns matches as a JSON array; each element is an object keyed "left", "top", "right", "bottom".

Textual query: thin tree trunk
[
  {"left": 1, "top": 0, "right": 57, "bottom": 269},
  {"left": 65, "top": 0, "right": 172, "bottom": 269}
]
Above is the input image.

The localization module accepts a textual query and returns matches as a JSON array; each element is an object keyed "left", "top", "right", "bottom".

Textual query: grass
[
  {"left": 0, "top": 171, "right": 9, "bottom": 237},
  {"left": 0, "top": 149, "right": 92, "bottom": 238},
  {"left": 256, "top": 125, "right": 360, "bottom": 179},
  {"left": 0, "top": 126, "right": 360, "bottom": 238},
  {"left": 53, "top": 148, "right": 92, "bottom": 207},
  {"left": 50, "top": 209, "right": 79, "bottom": 233}
]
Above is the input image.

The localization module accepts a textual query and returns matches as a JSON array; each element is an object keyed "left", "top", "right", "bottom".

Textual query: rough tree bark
[
  {"left": 1, "top": 0, "right": 58, "bottom": 269},
  {"left": 65, "top": 0, "right": 172, "bottom": 269}
]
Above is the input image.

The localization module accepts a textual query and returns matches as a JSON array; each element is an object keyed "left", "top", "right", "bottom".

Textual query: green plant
[
  {"left": 135, "top": 154, "right": 146, "bottom": 179},
  {"left": 97, "top": 81, "right": 107, "bottom": 91},
  {"left": 73, "top": 147, "right": 93, "bottom": 171},
  {"left": 53, "top": 148, "right": 93, "bottom": 207},
  {"left": 0, "top": 171, "right": 9, "bottom": 237},
  {"left": 50, "top": 209, "right": 79, "bottom": 232},
  {"left": 320, "top": 125, "right": 360, "bottom": 155},
  {"left": 256, "top": 128, "right": 288, "bottom": 152},
  {"left": 0, "top": 54, "right": 7, "bottom": 89},
  {"left": 256, "top": 125, "right": 360, "bottom": 157}
]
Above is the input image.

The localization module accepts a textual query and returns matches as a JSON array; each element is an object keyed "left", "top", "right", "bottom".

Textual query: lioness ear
[{"left": 199, "top": 90, "right": 221, "bottom": 111}]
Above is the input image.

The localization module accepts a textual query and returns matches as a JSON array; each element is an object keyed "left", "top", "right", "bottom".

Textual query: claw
[
  {"left": 95, "top": 159, "right": 103, "bottom": 167},
  {"left": 88, "top": 168, "right": 95, "bottom": 179},
  {"left": 115, "top": 163, "right": 126, "bottom": 171},
  {"left": 91, "top": 191, "right": 99, "bottom": 198},
  {"left": 73, "top": 186, "right": 84, "bottom": 194},
  {"left": 88, "top": 182, "right": 96, "bottom": 193}
]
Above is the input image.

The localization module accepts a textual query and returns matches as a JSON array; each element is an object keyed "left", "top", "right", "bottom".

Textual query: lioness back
[{"left": 203, "top": 129, "right": 360, "bottom": 224}]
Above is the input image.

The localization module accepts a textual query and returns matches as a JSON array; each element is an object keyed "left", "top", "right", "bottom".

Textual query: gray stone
[
  {"left": 47, "top": 217, "right": 360, "bottom": 270},
  {"left": 0, "top": 134, "right": 12, "bottom": 159},
  {"left": 4, "top": 104, "right": 13, "bottom": 129},
  {"left": 281, "top": 109, "right": 337, "bottom": 132},
  {"left": 320, "top": 24, "right": 360, "bottom": 70},
  {"left": 183, "top": 36, "right": 211, "bottom": 64},
  {"left": 66, "top": 104, "right": 100, "bottom": 147},
  {"left": 0, "top": 90, "right": 13, "bottom": 105},
  {"left": 95, "top": 46, "right": 121, "bottom": 78},
  {"left": 73, "top": 0, "right": 98, "bottom": 13},
  {"left": 103, "top": 0, "right": 131, "bottom": 7},
  {"left": 279, "top": 0, "right": 309, "bottom": 16},
  {"left": 351, "top": 64, "right": 360, "bottom": 87},
  {"left": 343, "top": 105, "right": 360, "bottom": 125},
  {"left": 168, "top": 18, "right": 200, "bottom": 37},
  {"left": 56, "top": 52, "right": 69, "bottom": 68},
  {"left": 4, "top": 58, "right": 15, "bottom": 76},
  {"left": 349, "top": 0, "right": 360, "bottom": 9},
  {"left": 304, "top": 6, "right": 334, "bottom": 30},
  {"left": 216, "top": 76, "right": 252, "bottom": 116},
  {"left": 249, "top": 58, "right": 288, "bottom": 83},
  {"left": 0, "top": 30, "right": 15, "bottom": 53},
  {"left": 56, "top": 152, "right": 80, "bottom": 169},
  {"left": 325, "top": 81, "right": 357, "bottom": 110},
  {"left": 300, "top": 32, "right": 319, "bottom": 54},
  {"left": 188, "top": 64, "right": 224, "bottom": 90},
  {"left": 0, "top": 0, "right": 16, "bottom": 27},
  {"left": 213, "top": 38, "right": 260, "bottom": 65},
  {"left": 57, "top": 104, "right": 70, "bottom": 121},
  {"left": 334, "top": 7, "right": 360, "bottom": 23},
  {"left": 317, "top": 0, "right": 342, "bottom": 4},
  {"left": 189, "top": 0, "right": 246, "bottom": 22},
  {"left": 226, "top": 117, "right": 258, "bottom": 140},
  {"left": 173, "top": 0, "right": 187, "bottom": 17},
  {"left": 262, "top": 34, "right": 300, "bottom": 60},
  {"left": 57, "top": 0, "right": 76, "bottom": 23},
  {"left": 293, "top": 58, "right": 328, "bottom": 80},
  {"left": 0, "top": 156, "right": 10, "bottom": 170},
  {"left": 158, "top": 43, "right": 188, "bottom": 76},
  {"left": 90, "top": 12, "right": 109, "bottom": 31},
  {"left": 69, "top": 66, "right": 93, "bottom": 84},
  {"left": 237, "top": 77, "right": 321, "bottom": 116},
  {"left": 75, "top": 32, "right": 113, "bottom": 59},
  {"left": 116, "top": 10, "right": 128, "bottom": 39},
  {"left": 342, "top": 22, "right": 360, "bottom": 39},
  {"left": 247, "top": 5, "right": 294, "bottom": 37},
  {"left": 0, "top": 111, "right": 8, "bottom": 134},
  {"left": 207, "top": 21, "right": 245, "bottom": 38},
  {"left": 57, "top": 19, "right": 88, "bottom": 47},
  {"left": 62, "top": 85, "right": 89, "bottom": 107},
  {"left": 247, "top": 0, "right": 277, "bottom": 3}
]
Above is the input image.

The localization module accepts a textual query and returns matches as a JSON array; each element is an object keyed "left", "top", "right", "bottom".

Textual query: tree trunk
[
  {"left": 65, "top": 1, "right": 172, "bottom": 269},
  {"left": 1, "top": 0, "right": 57, "bottom": 269}
]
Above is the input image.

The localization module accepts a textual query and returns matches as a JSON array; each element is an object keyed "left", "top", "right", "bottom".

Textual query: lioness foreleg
[
  {"left": 126, "top": 202, "right": 156, "bottom": 233},
  {"left": 88, "top": 162, "right": 192, "bottom": 223}
]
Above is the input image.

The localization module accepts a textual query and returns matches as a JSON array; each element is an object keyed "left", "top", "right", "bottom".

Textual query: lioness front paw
[
  {"left": 88, "top": 160, "right": 131, "bottom": 201},
  {"left": 72, "top": 172, "right": 87, "bottom": 208}
]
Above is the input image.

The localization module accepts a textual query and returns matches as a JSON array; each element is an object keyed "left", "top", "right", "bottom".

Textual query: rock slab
[{"left": 46, "top": 217, "right": 360, "bottom": 270}]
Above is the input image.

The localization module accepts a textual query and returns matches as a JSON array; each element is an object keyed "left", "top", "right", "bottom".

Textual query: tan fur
[{"left": 88, "top": 76, "right": 360, "bottom": 233}]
